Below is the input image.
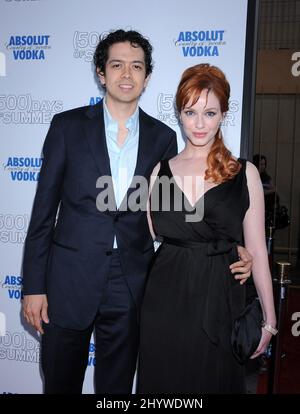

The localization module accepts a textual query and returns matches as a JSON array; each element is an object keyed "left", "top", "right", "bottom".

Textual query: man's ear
[
  {"left": 143, "top": 74, "right": 150, "bottom": 89},
  {"left": 97, "top": 69, "right": 105, "bottom": 86}
]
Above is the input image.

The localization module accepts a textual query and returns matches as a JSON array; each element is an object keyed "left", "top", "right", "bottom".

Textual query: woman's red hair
[{"left": 176, "top": 63, "right": 241, "bottom": 184}]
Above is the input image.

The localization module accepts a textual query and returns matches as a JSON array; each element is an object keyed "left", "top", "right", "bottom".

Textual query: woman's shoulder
[
  {"left": 244, "top": 161, "right": 262, "bottom": 187},
  {"left": 245, "top": 160, "right": 259, "bottom": 175},
  {"left": 235, "top": 158, "right": 258, "bottom": 175}
]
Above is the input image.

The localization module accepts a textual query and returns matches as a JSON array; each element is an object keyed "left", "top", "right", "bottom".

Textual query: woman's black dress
[{"left": 138, "top": 159, "right": 250, "bottom": 393}]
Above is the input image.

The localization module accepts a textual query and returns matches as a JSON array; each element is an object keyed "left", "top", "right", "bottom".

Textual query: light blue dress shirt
[{"left": 103, "top": 98, "right": 139, "bottom": 247}]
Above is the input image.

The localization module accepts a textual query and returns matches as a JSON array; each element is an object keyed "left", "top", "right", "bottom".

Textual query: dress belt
[
  {"left": 163, "top": 236, "right": 237, "bottom": 256},
  {"left": 162, "top": 235, "right": 243, "bottom": 345}
]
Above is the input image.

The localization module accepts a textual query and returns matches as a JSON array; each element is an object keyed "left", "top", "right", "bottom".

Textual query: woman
[{"left": 138, "top": 64, "right": 277, "bottom": 393}]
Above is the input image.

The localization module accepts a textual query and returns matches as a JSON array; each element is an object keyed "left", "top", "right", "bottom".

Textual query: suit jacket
[{"left": 22, "top": 101, "right": 177, "bottom": 329}]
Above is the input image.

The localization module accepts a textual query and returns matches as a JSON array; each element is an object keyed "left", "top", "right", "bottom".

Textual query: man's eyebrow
[{"left": 108, "top": 59, "right": 145, "bottom": 65}]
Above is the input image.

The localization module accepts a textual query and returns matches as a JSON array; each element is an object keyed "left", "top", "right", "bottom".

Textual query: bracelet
[{"left": 262, "top": 322, "right": 278, "bottom": 336}]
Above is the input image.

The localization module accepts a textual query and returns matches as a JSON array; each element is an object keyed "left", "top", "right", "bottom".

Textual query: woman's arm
[{"left": 243, "top": 161, "right": 277, "bottom": 358}]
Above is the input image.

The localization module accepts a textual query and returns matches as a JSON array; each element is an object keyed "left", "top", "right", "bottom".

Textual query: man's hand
[
  {"left": 230, "top": 246, "right": 253, "bottom": 285},
  {"left": 22, "top": 294, "right": 49, "bottom": 334}
]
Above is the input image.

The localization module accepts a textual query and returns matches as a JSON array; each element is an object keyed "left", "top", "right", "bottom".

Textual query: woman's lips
[{"left": 193, "top": 132, "right": 207, "bottom": 138}]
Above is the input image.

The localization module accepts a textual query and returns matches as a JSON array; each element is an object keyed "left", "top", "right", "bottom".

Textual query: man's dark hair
[{"left": 93, "top": 29, "right": 153, "bottom": 77}]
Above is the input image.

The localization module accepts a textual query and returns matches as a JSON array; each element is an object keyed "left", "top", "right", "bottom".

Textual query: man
[{"left": 22, "top": 30, "right": 252, "bottom": 394}]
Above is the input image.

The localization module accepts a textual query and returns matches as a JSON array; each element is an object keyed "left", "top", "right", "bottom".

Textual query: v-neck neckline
[{"left": 167, "top": 160, "right": 236, "bottom": 210}]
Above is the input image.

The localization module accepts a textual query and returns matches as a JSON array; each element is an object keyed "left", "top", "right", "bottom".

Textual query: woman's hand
[{"left": 250, "top": 328, "right": 273, "bottom": 359}]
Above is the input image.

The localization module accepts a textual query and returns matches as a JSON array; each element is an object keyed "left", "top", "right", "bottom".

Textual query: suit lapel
[
  {"left": 120, "top": 109, "right": 155, "bottom": 209},
  {"left": 84, "top": 101, "right": 117, "bottom": 211},
  {"left": 84, "top": 100, "right": 112, "bottom": 178},
  {"left": 134, "top": 108, "right": 155, "bottom": 178}
]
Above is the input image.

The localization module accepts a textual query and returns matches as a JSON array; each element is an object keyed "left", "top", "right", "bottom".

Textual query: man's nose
[{"left": 122, "top": 64, "right": 131, "bottom": 78}]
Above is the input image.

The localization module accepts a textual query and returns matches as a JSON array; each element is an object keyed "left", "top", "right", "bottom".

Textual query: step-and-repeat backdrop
[{"left": 0, "top": 0, "right": 251, "bottom": 393}]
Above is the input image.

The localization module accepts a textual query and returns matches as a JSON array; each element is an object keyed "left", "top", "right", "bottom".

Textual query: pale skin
[
  {"left": 23, "top": 41, "right": 150, "bottom": 334},
  {"left": 148, "top": 89, "right": 276, "bottom": 358}
]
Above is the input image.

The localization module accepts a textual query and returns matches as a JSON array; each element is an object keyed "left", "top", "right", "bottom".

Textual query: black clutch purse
[{"left": 231, "top": 298, "right": 263, "bottom": 364}]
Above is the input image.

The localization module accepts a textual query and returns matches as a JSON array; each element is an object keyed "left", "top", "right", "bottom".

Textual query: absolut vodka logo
[
  {"left": 7, "top": 35, "right": 51, "bottom": 60},
  {"left": 174, "top": 30, "right": 226, "bottom": 57},
  {"left": 3, "top": 156, "right": 43, "bottom": 182},
  {"left": 1, "top": 275, "right": 23, "bottom": 300}
]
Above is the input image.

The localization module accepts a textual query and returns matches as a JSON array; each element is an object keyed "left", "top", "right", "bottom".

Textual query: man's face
[{"left": 98, "top": 41, "right": 149, "bottom": 107}]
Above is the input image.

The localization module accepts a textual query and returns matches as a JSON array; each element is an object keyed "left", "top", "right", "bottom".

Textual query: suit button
[
  {"left": 114, "top": 215, "right": 119, "bottom": 222},
  {"left": 106, "top": 251, "right": 112, "bottom": 256}
]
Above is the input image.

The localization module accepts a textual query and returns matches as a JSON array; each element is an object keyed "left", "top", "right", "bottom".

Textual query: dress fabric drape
[{"left": 138, "top": 158, "right": 250, "bottom": 394}]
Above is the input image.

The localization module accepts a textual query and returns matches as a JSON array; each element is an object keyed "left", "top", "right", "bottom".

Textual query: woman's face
[{"left": 180, "top": 89, "right": 223, "bottom": 150}]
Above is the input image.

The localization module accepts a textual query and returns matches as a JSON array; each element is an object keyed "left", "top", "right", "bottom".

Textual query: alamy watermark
[
  {"left": 291, "top": 52, "right": 300, "bottom": 77},
  {"left": 291, "top": 312, "right": 300, "bottom": 337},
  {"left": 95, "top": 172, "right": 205, "bottom": 223}
]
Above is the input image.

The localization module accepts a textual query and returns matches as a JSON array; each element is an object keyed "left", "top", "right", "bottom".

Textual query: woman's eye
[{"left": 206, "top": 111, "right": 216, "bottom": 117}]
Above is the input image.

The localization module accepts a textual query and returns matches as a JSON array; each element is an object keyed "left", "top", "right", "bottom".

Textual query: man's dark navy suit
[{"left": 22, "top": 100, "right": 177, "bottom": 393}]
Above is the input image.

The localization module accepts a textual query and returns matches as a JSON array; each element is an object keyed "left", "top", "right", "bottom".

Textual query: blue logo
[
  {"left": 3, "top": 156, "right": 43, "bottom": 182},
  {"left": 174, "top": 30, "right": 226, "bottom": 57},
  {"left": 6, "top": 35, "right": 51, "bottom": 60},
  {"left": 88, "top": 342, "right": 96, "bottom": 367},
  {"left": 89, "top": 97, "right": 102, "bottom": 106},
  {"left": 1, "top": 275, "right": 23, "bottom": 300}
]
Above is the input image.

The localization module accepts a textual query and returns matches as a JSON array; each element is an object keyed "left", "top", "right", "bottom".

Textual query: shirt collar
[{"left": 103, "top": 97, "right": 139, "bottom": 139}]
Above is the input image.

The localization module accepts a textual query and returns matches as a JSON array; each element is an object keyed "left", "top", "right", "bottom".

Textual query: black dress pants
[{"left": 41, "top": 250, "right": 139, "bottom": 394}]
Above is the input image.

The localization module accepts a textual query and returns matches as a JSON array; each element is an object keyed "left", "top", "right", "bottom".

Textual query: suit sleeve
[
  {"left": 22, "top": 114, "right": 66, "bottom": 294},
  {"left": 161, "top": 130, "right": 178, "bottom": 160}
]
